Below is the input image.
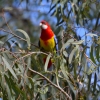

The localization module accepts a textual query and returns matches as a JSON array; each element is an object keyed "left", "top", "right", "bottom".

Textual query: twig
[
  {"left": 29, "top": 68, "right": 72, "bottom": 100},
  {"left": 11, "top": 51, "right": 49, "bottom": 68},
  {"left": 47, "top": 86, "right": 69, "bottom": 100},
  {"left": 0, "top": 28, "right": 39, "bottom": 48},
  {"left": 17, "top": 51, "right": 48, "bottom": 60}
]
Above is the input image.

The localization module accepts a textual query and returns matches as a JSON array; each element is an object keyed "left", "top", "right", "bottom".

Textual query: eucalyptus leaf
[
  {"left": 93, "top": 92, "right": 100, "bottom": 100},
  {"left": 0, "top": 35, "right": 7, "bottom": 39},
  {"left": 0, "top": 41, "right": 4, "bottom": 44},
  {"left": 87, "top": 74, "right": 92, "bottom": 91},
  {"left": 90, "top": 45, "right": 96, "bottom": 64},
  {"left": 41, "top": 94, "right": 46, "bottom": 100},
  {"left": 4, "top": 7, "right": 13, "bottom": 11},
  {"left": 2, "top": 57, "right": 18, "bottom": 80},
  {"left": 4, "top": 75, "right": 13, "bottom": 95},
  {"left": 16, "top": 29, "right": 30, "bottom": 49},
  {"left": 93, "top": 73, "right": 97, "bottom": 94},
  {"left": 60, "top": 58, "right": 76, "bottom": 97},
  {"left": 72, "top": 40, "right": 84, "bottom": 45},
  {"left": 97, "top": 36, "right": 100, "bottom": 44},
  {"left": 10, "top": 78, "right": 26, "bottom": 99},
  {"left": 69, "top": 47, "right": 78, "bottom": 64},
  {"left": 96, "top": 45, "right": 100, "bottom": 62},
  {"left": 73, "top": 0, "right": 77, "bottom": 4},
  {"left": 86, "top": 33, "right": 98, "bottom": 37},
  {"left": 6, "top": 83, "right": 12, "bottom": 100},
  {"left": 62, "top": 39, "right": 74, "bottom": 50},
  {"left": 44, "top": 53, "right": 51, "bottom": 71},
  {"left": 87, "top": 64, "right": 97, "bottom": 75},
  {"left": 63, "top": 50, "right": 68, "bottom": 57},
  {"left": 38, "top": 86, "right": 48, "bottom": 94},
  {"left": 25, "top": 57, "right": 31, "bottom": 74}
]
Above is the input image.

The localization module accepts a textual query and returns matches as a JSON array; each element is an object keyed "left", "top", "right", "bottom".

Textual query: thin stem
[{"left": 29, "top": 68, "right": 72, "bottom": 100}]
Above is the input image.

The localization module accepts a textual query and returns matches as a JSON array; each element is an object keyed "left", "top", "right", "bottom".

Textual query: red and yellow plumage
[
  {"left": 39, "top": 20, "right": 56, "bottom": 52},
  {"left": 39, "top": 20, "right": 57, "bottom": 68}
]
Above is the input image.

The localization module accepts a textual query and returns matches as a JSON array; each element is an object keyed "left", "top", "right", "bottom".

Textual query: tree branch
[{"left": 28, "top": 68, "right": 72, "bottom": 100}]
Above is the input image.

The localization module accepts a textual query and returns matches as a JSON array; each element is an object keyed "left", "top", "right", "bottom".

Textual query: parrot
[{"left": 39, "top": 20, "right": 58, "bottom": 68}]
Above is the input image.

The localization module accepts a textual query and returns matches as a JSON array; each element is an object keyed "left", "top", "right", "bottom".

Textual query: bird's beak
[{"left": 39, "top": 23, "right": 42, "bottom": 26}]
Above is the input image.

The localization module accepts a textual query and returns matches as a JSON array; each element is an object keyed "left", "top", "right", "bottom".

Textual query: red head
[
  {"left": 40, "top": 20, "right": 54, "bottom": 41},
  {"left": 40, "top": 20, "right": 51, "bottom": 30}
]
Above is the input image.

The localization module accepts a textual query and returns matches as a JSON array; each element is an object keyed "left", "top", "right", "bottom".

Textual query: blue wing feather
[{"left": 54, "top": 35, "right": 58, "bottom": 52}]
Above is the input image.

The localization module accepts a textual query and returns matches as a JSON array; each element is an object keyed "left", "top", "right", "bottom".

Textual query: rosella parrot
[{"left": 39, "top": 20, "right": 58, "bottom": 68}]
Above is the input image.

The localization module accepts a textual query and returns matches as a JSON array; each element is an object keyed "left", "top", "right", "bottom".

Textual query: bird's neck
[{"left": 40, "top": 28, "right": 54, "bottom": 41}]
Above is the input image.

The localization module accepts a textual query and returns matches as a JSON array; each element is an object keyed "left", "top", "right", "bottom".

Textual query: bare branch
[{"left": 29, "top": 68, "right": 72, "bottom": 100}]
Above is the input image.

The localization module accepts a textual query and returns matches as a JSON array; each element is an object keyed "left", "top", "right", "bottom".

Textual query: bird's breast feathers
[{"left": 40, "top": 36, "right": 55, "bottom": 52}]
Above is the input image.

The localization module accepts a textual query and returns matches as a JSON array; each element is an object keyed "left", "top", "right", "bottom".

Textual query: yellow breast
[{"left": 40, "top": 36, "right": 55, "bottom": 52}]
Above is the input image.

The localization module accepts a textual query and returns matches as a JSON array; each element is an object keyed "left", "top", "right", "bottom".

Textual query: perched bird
[{"left": 39, "top": 20, "right": 58, "bottom": 68}]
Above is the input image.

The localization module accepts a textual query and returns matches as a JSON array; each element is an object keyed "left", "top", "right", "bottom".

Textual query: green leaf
[
  {"left": 44, "top": 53, "right": 51, "bottom": 71},
  {"left": 4, "top": 75, "right": 13, "bottom": 100},
  {"left": 10, "top": 78, "right": 26, "bottom": 99},
  {"left": 41, "top": 94, "right": 46, "bottom": 100},
  {"left": 83, "top": 58, "right": 87, "bottom": 78},
  {"left": 60, "top": 58, "right": 76, "bottom": 96},
  {"left": 93, "top": 73, "right": 97, "bottom": 94},
  {"left": 49, "top": 0, "right": 59, "bottom": 13},
  {"left": 0, "top": 41, "right": 4, "bottom": 44},
  {"left": 86, "top": 33, "right": 98, "bottom": 37},
  {"left": 63, "top": 50, "right": 68, "bottom": 57},
  {"left": 73, "top": 59, "right": 78, "bottom": 79},
  {"left": 81, "top": 46, "right": 87, "bottom": 61},
  {"left": 49, "top": 4, "right": 56, "bottom": 14},
  {"left": 90, "top": 45, "right": 96, "bottom": 64},
  {"left": 61, "top": 39, "right": 74, "bottom": 50},
  {"left": 4, "top": 7, "right": 13, "bottom": 11},
  {"left": 93, "top": 92, "right": 100, "bottom": 100},
  {"left": 4, "top": 75, "right": 13, "bottom": 95},
  {"left": 69, "top": 46, "right": 78, "bottom": 64},
  {"left": 73, "top": 0, "right": 77, "bottom": 4},
  {"left": 62, "top": 15, "right": 68, "bottom": 23},
  {"left": 0, "top": 35, "right": 7, "bottom": 39},
  {"left": 94, "top": 12, "right": 100, "bottom": 30},
  {"left": 2, "top": 56, "right": 18, "bottom": 80},
  {"left": 87, "top": 64, "right": 97, "bottom": 75},
  {"left": 38, "top": 86, "right": 48, "bottom": 94},
  {"left": 87, "top": 74, "right": 92, "bottom": 91},
  {"left": 60, "top": 58, "right": 69, "bottom": 79},
  {"left": 25, "top": 57, "right": 31, "bottom": 74},
  {"left": 28, "top": 77, "right": 35, "bottom": 86},
  {"left": 53, "top": 5, "right": 58, "bottom": 16},
  {"left": 72, "top": 40, "right": 84, "bottom": 45},
  {"left": 96, "top": 45, "right": 100, "bottom": 62},
  {"left": 97, "top": 36, "right": 100, "bottom": 44},
  {"left": 16, "top": 29, "right": 30, "bottom": 49}
]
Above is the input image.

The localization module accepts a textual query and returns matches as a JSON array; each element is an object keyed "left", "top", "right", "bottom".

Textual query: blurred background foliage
[{"left": 0, "top": 0, "right": 100, "bottom": 100}]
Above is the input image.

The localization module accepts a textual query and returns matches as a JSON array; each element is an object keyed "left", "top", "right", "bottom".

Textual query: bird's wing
[
  {"left": 54, "top": 35, "right": 58, "bottom": 52},
  {"left": 38, "top": 40, "right": 44, "bottom": 51}
]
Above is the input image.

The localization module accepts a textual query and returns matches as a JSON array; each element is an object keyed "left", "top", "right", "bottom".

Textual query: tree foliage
[{"left": 0, "top": 0, "right": 100, "bottom": 100}]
